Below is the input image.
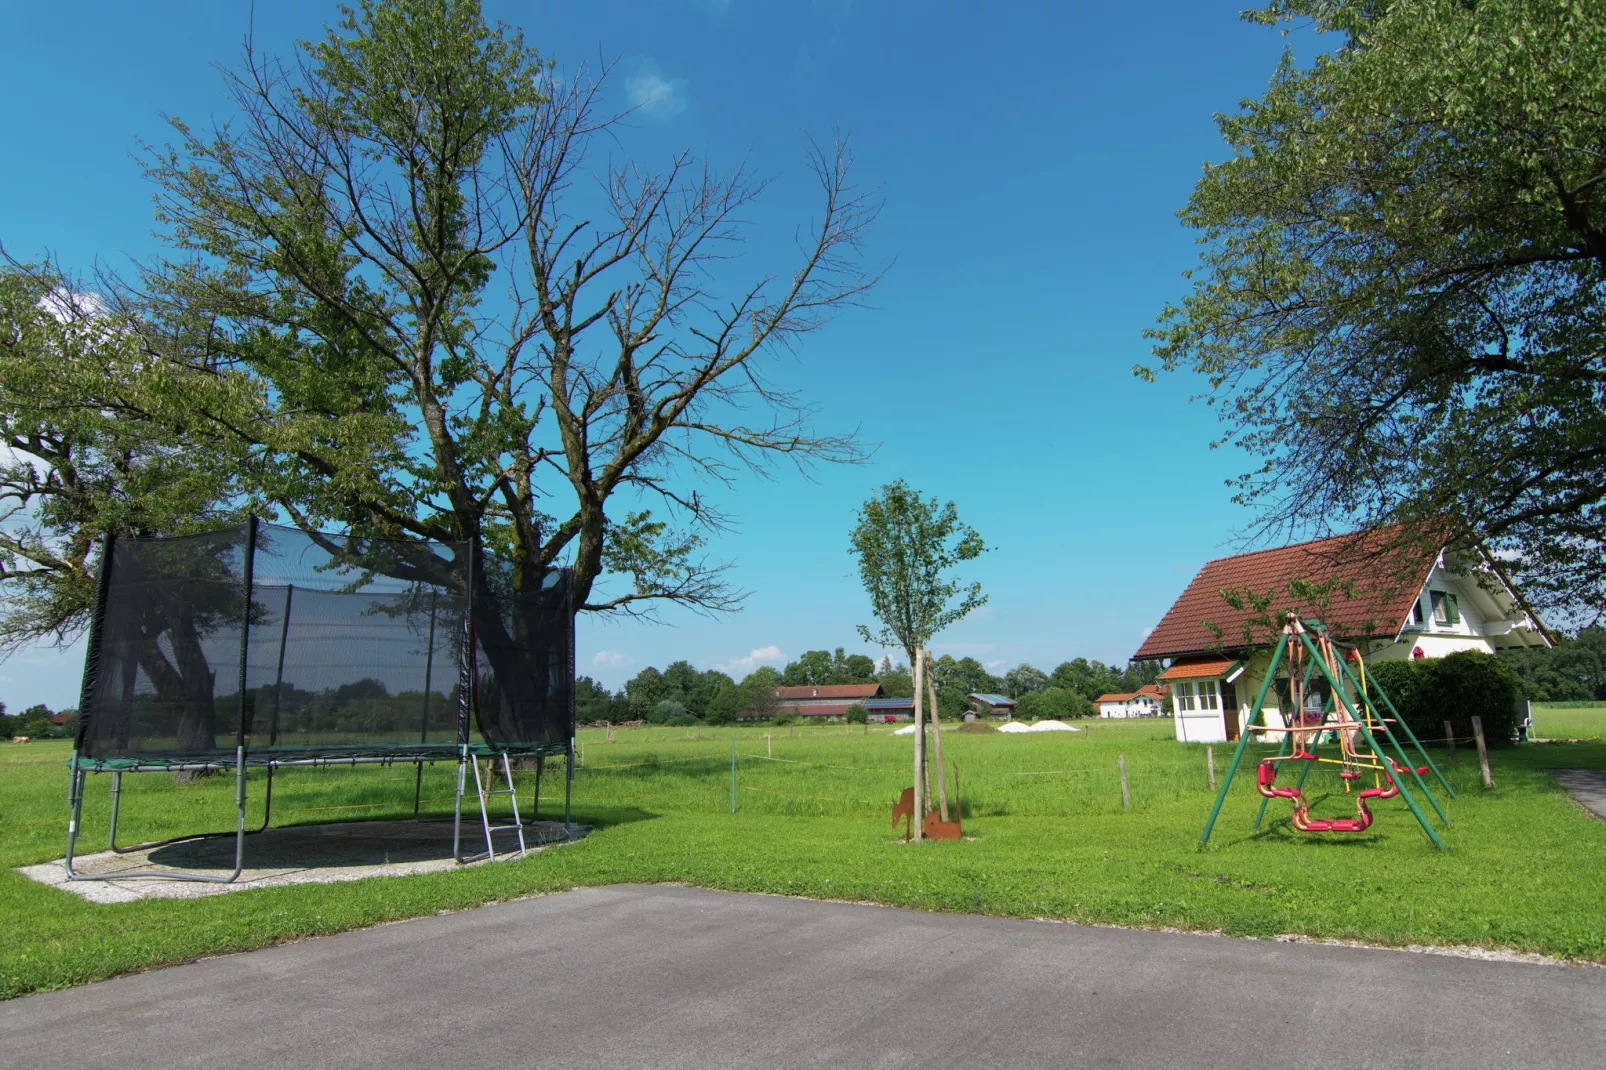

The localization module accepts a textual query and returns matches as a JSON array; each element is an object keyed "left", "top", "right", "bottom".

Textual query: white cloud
[
  {"left": 985, "top": 659, "right": 1005, "bottom": 670},
  {"left": 591, "top": 649, "right": 630, "bottom": 669},
  {"left": 718, "top": 644, "right": 785, "bottom": 674},
  {"left": 1139, "top": 626, "right": 1155, "bottom": 640},
  {"left": 626, "top": 64, "right": 687, "bottom": 118}
]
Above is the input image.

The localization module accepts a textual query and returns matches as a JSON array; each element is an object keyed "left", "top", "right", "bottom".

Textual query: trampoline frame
[{"left": 62, "top": 518, "right": 579, "bottom": 884}]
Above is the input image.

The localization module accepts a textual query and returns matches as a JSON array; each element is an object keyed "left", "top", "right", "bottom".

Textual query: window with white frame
[{"left": 1177, "top": 682, "right": 1195, "bottom": 711}]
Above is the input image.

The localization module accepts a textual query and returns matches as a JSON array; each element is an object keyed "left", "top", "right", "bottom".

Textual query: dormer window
[{"left": 1429, "top": 590, "right": 1460, "bottom": 625}]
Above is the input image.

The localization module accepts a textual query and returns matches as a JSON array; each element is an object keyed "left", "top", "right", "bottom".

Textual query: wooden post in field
[
  {"left": 1444, "top": 720, "right": 1456, "bottom": 760},
  {"left": 579, "top": 742, "right": 585, "bottom": 768},
  {"left": 1206, "top": 745, "right": 1215, "bottom": 791},
  {"left": 606, "top": 723, "right": 613, "bottom": 742},
  {"left": 766, "top": 733, "right": 772, "bottom": 758},
  {"left": 1119, "top": 753, "right": 1130, "bottom": 811},
  {"left": 1472, "top": 716, "right": 1492, "bottom": 789},
  {"left": 926, "top": 650, "right": 950, "bottom": 821},
  {"left": 911, "top": 646, "right": 926, "bottom": 841}
]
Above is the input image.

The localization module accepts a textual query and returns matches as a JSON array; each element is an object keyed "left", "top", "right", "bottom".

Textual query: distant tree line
[
  {"left": 1499, "top": 628, "right": 1606, "bottom": 703},
  {"left": 0, "top": 702, "right": 75, "bottom": 739},
  {"left": 576, "top": 647, "right": 1163, "bottom": 725}
]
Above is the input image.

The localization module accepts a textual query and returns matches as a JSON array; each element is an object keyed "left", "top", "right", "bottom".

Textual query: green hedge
[{"left": 1366, "top": 650, "right": 1521, "bottom": 747}]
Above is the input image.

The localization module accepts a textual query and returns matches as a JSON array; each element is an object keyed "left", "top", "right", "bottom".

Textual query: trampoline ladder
[{"left": 471, "top": 753, "right": 528, "bottom": 862}]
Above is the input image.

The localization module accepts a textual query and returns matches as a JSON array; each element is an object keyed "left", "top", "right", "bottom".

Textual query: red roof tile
[
  {"left": 1158, "top": 657, "right": 1238, "bottom": 681},
  {"left": 1135, "top": 684, "right": 1165, "bottom": 700},
  {"left": 1136, "top": 527, "right": 1437, "bottom": 661},
  {"left": 1095, "top": 692, "right": 1137, "bottom": 704},
  {"left": 773, "top": 684, "right": 882, "bottom": 700}
]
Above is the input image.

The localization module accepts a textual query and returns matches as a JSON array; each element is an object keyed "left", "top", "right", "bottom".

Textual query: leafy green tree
[
  {"left": 781, "top": 650, "right": 835, "bottom": 686},
  {"left": 837, "top": 653, "right": 878, "bottom": 683},
  {"left": 1003, "top": 664, "right": 1048, "bottom": 698},
  {"left": 625, "top": 667, "right": 667, "bottom": 718},
  {"left": 844, "top": 703, "right": 869, "bottom": 724},
  {"left": 1015, "top": 687, "right": 1090, "bottom": 721},
  {"left": 1502, "top": 627, "right": 1606, "bottom": 701},
  {"left": 738, "top": 666, "right": 782, "bottom": 719},
  {"left": 1049, "top": 658, "right": 1124, "bottom": 702},
  {"left": 0, "top": 258, "right": 239, "bottom": 651},
  {"left": 703, "top": 681, "right": 742, "bottom": 725},
  {"left": 135, "top": 1, "right": 878, "bottom": 660},
  {"left": 874, "top": 662, "right": 913, "bottom": 699},
  {"left": 849, "top": 479, "right": 988, "bottom": 670},
  {"left": 574, "top": 675, "right": 616, "bottom": 722},
  {"left": 1144, "top": 0, "right": 1606, "bottom": 621}
]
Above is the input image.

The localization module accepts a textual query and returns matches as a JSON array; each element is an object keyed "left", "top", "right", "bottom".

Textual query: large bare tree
[{"left": 139, "top": 0, "right": 878, "bottom": 636}]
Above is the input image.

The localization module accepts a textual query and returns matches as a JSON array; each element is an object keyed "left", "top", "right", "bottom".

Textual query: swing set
[{"left": 1199, "top": 614, "right": 1456, "bottom": 850}]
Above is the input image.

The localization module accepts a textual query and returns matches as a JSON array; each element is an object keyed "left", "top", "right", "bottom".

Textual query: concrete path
[
  {"left": 1552, "top": 769, "right": 1606, "bottom": 822},
  {"left": 2, "top": 884, "right": 1603, "bottom": 1069}
]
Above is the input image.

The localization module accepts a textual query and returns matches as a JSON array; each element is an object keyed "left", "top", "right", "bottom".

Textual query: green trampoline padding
[{"left": 73, "top": 740, "right": 569, "bottom": 772}]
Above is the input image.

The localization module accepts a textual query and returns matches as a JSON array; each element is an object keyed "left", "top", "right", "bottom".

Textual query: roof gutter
[{"left": 1476, "top": 543, "right": 1557, "bottom": 647}]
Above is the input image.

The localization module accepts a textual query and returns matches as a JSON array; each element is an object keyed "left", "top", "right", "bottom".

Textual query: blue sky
[{"left": 0, "top": 1, "right": 1314, "bottom": 709}]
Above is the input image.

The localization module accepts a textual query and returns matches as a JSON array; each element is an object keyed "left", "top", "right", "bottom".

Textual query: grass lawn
[
  {"left": 1532, "top": 702, "right": 1606, "bottom": 740},
  {"left": 4, "top": 719, "right": 1606, "bottom": 999}
]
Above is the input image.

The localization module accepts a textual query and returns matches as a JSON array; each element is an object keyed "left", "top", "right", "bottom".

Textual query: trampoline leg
[
  {"left": 564, "top": 739, "right": 574, "bottom": 832},
  {"left": 63, "top": 765, "right": 87, "bottom": 879},
  {"left": 226, "top": 745, "right": 247, "bottom": 883},
  {"left": 413, "top": 761, "right": 424, "bottom": 820},
  {"left": 255, "top": 766, "right": 274, "bottom": 834},
  {"left": 107, "top": 771, "right": 123, "bottom": 851},
  {"left": 452, "top": 746, "right": 467, "bottom": 864},
  {"left": 532, "top": 756, "right": 543, "bottom": 822}
]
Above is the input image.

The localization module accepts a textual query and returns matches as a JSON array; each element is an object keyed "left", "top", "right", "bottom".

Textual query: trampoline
[{"left": 64, "top": 518, "right": 577, "bottom": 883}]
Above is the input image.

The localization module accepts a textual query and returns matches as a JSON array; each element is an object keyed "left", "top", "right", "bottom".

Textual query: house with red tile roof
[
  {"left": 1134, "top": 528, "right": 1551, "bottom": 743},
  {"left": 1094, "top": 684, "right": 1167, "bottom": 719}
]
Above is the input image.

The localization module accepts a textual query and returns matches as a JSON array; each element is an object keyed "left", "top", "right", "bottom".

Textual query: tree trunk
[{"left": 911, "top": 646, "right": 925, "bottom": 841}]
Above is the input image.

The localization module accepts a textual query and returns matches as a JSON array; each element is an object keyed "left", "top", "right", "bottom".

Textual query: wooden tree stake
[
  {"left": 1444, "top": 720, "right": 1455, "bottom": 760},
  {"left": 927, "top": 650, "right": 949, "bottom": 822},
  {"left": 1472, "top": 716, "right": 1492, "bottom": 789},
  {"left": 1119, "top": 753, "right": 1130, "bottom": 812},
  {"left": 1206, "top": 744, "right": 1215, "bottom": 791},
  {"left": 766, "top": 734, "right": 772, "bottom": 758}
]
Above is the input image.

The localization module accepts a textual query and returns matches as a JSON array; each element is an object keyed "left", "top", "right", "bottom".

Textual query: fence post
[
  {"left": 1472, "top": 716, "right": 1492, "bottom": 789},
  {"left": 1119, "top": 753, "right": 1130, "bottom": 812},
  {"left": 766, "top": 734, "right": 772, "bottom": 758},
  {"left": 730, "top": 733, "right": 736, "bottom": 814},
  {"left": 1206, "top": 745, "right": 1215, "bottom": 791},
  {"left": 1444, "top": 720, "right": 1455, "bottom": 761}
]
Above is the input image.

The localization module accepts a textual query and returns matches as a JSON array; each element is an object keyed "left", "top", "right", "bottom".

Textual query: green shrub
[
  {"left": 844, "top": 704, "right": 869, "bottom": 724},
  {"left": 770, "top": 713, "right": 795, "bottom": 727},
  {"left": 662, "top": 712, "right": 702, "bottom": 727},
  {"left": 1367, "top": 651, "right": 1520, "bottom": 747},
  {"left": 647, "top": 699, "right": 689, "bottom": 725}
]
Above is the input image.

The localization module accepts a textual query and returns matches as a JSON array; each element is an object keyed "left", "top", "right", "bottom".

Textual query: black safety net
[{"left": 76, "top": 521, "right": 573, "bottom": 765}]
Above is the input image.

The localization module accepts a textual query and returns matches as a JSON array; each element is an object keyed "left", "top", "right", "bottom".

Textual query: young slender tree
[
  {"left": 133, "top": 0, "right": 878, "bottom": 702},
  {"left": 848, "top": 479, "right": 986, "bottom": 838}
]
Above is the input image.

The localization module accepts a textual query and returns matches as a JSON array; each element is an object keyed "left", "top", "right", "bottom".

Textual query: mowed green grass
[
  {"left": 4, "top": 719, "right": 1606, "bottom": 999},
  {"left": 1532, "top": 702, "right": 1606, "bottom": 740}
]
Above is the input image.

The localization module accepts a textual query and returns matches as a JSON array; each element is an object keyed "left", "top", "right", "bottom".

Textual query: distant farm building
[
  {"left": 968, "top": 693, "right": 1017, "bottom": 718},
  {"left": 769, "top": 683, "right": 883, "bottom": 720},
  {"left": 864, "top": 696, "right": 915, "bottom": 722},
  {"left": 1095, "top": 684, "right": 1166, "bottom": 719},
  {"left": 1135, "top": 528, "right": 1552, "bottom": 744}
]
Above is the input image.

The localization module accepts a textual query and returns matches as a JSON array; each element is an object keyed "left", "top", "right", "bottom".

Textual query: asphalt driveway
[{"left": 2, "top": 884, "right": 1602, "bottom": 1069}]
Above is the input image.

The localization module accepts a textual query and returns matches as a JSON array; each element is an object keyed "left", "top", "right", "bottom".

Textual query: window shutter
[{"left": 1445, "top": 592, "right": 1460, "bottom": 625}]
